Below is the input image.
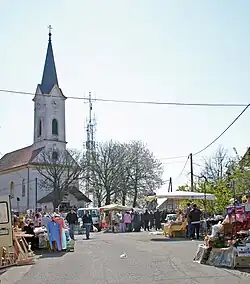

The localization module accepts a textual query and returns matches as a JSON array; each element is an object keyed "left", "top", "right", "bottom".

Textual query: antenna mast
[{"left": 85, "top": 92, "right": 97, "bottom": 205}]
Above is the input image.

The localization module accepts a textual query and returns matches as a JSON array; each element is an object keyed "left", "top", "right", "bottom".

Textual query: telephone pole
[
  {"left": 190, "top": 153, "right": 194, "bottom": 191},
  {"left": 85, "top": 92, "right": 97, "bottom": 205}
]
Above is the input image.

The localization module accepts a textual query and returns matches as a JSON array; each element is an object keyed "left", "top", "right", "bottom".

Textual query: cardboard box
[{"left": 235, "top": 256, "right": 250, "bottom": 268}]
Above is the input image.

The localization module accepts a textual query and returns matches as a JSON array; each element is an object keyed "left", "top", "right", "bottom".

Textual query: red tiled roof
[{"left": 0, "top": 145, "right": 44, "bottom": 172}]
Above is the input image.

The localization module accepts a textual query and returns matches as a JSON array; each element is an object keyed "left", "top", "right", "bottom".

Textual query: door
[{"left": 0, "top": 195, "right": 13, "bottom": 247}]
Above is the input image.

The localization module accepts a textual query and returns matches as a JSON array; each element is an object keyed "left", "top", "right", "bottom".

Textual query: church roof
[
  {"left": 0, "top": 146, "right": 44, "bottom": 172},
  {"left": 37, "top": 187, "right": 92, "bottom": 204},
  {"left": 39, "top": 31, "right": 58, "bottom": 94}
]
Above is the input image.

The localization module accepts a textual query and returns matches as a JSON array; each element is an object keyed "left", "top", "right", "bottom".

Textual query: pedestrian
[
  {"left": 143, "top": 209, "right": 150, "bottom": 231},
  {"left": 154, "top": 209, "right": 161, "bottom": 230},
  {"left": 189, "top": 204, "right": 202, "bottom": 240},
  {"left": 185, "top": 203, "right": 192, "bottom": 238},
  {"left": 124, "top": 211, "right": 132, "bottom": 232},
  {"left": 82, "top": 210, "right": 93, "bottom": 240},
  {"left": 66, "top": 208, "right": 78, "bottom": 241}
]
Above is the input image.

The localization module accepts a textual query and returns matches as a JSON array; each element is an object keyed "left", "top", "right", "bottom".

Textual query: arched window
[
  {"left": 22, "top": 179, "right": 26, "bottom": 197},
  {"left": 38, "top": 119, "right": 42, "bottom": 137},
  {"left": 10, "top": 181, "right": 14, "bottom": 198},
  {"left": 52, "top": 119, "right": 58, "bottom": 135}
]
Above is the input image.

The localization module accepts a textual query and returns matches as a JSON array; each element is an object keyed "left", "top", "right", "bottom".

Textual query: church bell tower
[{"left": 33, "top": 26, "right": 67, "bottom": 151}]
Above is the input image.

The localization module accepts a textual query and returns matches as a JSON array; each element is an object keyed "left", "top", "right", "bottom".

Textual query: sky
[{"left": 1, "top": 0, "right": 250, "bottom": 193}]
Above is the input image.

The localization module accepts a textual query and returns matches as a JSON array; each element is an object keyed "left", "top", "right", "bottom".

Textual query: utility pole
[
  {"left": 35, "top": 178, "right": 38, "bottom": 211},
  {"left": 190, "top": 153, "right": 194, "bottom": 191},
  {"left": 85, "top": 92, "right": 97, "bottom": 206}
]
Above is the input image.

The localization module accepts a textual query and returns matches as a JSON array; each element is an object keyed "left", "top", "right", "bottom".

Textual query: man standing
[
  {"left": 66, "top": 208, "right": 78, "bottom": 241},
  {"left": 189, "top": 204, "right": 202, "bottom": 240},
  {"left": 185, "top": 203, "right": 192, "bottom": 238},
  {"left": 82, "top": 210, "right": 93, "bottom": 240},
  {"left": 154, "top": 209, "right": 161, "bottom": 231}
]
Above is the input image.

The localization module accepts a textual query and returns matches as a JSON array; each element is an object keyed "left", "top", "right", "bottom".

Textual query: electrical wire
[
  {"left": 193, "top": 104, "right": 250, "bottom": 156},
  {"left": 0, "top": 88, "right": 248, "bottom": 108},
  {"left": 175, "top": 155, "right": 190, "bottom": 179}
]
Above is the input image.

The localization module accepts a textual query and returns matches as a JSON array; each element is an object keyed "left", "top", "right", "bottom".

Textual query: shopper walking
[
  {"left": 82, "top": 210, "right": 93, "bottom": 240},
  {"left": 66, "top": 208, "right": 78, "bottom": 241}
]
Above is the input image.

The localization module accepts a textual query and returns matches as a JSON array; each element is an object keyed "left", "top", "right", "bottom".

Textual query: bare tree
[
  {"left": 87, "top": 140, "right": 163, "bottom": 207},
  {"left": 88, "top": 141, "right": 126, "bottom": 206},
  {"left": 34, "top": 148, "right": 85, "bottom": 210},
  {"left": 125, "top": 141, "right": 163, "bottom": 207},
  {"left": 200, "top": 146, "right": 230, "bottom": 184}
]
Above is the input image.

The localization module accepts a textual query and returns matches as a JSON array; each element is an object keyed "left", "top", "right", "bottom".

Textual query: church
[{"left": 0, "top": 29, "right": 90, "bottom": 212}]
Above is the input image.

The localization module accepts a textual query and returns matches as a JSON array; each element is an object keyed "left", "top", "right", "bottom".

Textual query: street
[{"left": 2, "top": 232, "right": 250, "bottom": 284}]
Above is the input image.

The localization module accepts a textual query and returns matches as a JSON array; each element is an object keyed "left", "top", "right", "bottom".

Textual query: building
[{"left": 0, "top": 30, "right": 90, "bottom": 212}]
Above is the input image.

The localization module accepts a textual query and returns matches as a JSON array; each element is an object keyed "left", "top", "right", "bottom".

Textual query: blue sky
[{"left": 1, "top": 0, "right": 250, "bottom": 192}]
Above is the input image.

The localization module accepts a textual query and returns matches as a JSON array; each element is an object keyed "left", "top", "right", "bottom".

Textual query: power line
[
  {"left": 0, "top": 88, "right": 248, "bottom": 108},
  {"left": 193, "top": 104, "right": 250, "bottom": 156},
  {"left": 175, "top": 155, "right": 190, "bottom": 179}
]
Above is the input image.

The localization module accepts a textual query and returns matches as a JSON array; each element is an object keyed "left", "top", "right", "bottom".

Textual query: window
[
  {"left": 0, "top": 202, "right": 9, "bottom": 224},
  {"left": 52, "top": 151, "right": 58, "bottom": 161},
  {"left": 52, "top": 119, "right": 58, "bottom": 135},
  {"left": 22, "top": 179, "right": 25, "bottom": 197},
  {"left": 10, "top": 181, "right": 14, "bottom": 198},
  {"left": 38, "top": 119, "right": 42, "bottom": 137}
]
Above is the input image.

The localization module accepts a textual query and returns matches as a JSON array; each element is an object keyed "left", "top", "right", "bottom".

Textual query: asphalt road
[{"left": 2, "top": 232, "right": 250, "bottom": 284}]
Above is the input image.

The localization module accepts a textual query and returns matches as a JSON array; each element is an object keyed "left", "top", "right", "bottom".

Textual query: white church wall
[
  {"left": 0, "top": 167, "right": 30, "bottom": 212},
  {"left": 0, "top": 167, "right": 52, "bottom": 212}
]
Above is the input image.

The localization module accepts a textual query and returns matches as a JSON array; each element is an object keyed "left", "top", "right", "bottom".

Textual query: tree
[
  {"left": 124, "top": 141, "right": 163, "bottom": 207},
  {"left": 88, "top": 141, "right": 126, "bottom": 206},
  {"left": 87, "top": 140, "right": 164, "bottom": 207},
  {"left": 34, "top": 148, "right": 85, "bottom": 210},
  {"left": 200, "top": 145, "right": 230, "bottom": 184}
]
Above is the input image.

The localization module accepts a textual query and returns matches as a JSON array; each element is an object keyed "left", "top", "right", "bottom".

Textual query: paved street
[{"left": 2, "top": 232, "right": 250, "bottom": 284}]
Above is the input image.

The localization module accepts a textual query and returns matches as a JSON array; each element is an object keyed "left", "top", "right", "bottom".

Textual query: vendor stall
[
  {"left": 193, "top": 198, "right": 250, "bottom": 269},
  {"left": 100, "top": 204, "right": 131, "bottom": 233},
  {"left": 155, "top": 191, "right": 215, "bottom": 238}
]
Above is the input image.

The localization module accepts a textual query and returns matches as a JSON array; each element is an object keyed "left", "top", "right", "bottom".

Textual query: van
[{"left": 77, "top": 207, "right": 101, "bottom": 231}]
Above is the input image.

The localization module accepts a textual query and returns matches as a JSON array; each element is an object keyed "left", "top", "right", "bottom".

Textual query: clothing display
[{"left": 47, "top": 221, "right": 62, "bottom": 251}]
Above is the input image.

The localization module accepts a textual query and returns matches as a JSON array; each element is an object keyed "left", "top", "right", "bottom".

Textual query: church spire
[{"left": 40, "top": 25, "right": 58, "bottom": 94}]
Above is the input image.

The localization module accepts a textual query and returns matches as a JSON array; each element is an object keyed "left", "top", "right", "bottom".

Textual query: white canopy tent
[
  {"left": 100, "top": 204, "right": 131, "bottom": 211},
  {"left": 155, "top": 191, "right": 215, "bottom": 201}
]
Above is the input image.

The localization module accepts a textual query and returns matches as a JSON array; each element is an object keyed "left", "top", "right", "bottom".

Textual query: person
[
  {"left": 154, "top": 209, "right": 161, "bottom": 230},
  {"left": 124, "top": 211, "right": 132, "bottom": 232},
  {"left": 66, "top": 208, "right": 78, "bottom": 241},
  {"left": 143, "top": 209, "right": 150, "bottom": 231},
  {"left": 185, "top": 203, "right": 192, "bottom": 238},
  {"left": 189, "top": 204, "right": 202, "bottom": 240},
  {"left": 82, "top": 210, "right": 93, "bottom": 240}
]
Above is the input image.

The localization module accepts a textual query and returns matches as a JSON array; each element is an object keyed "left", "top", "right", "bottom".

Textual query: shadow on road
[
  {"left": 150, "top": 237, "right": 192, "bottom": 242},
  {"left": 35, "top": 250, "right": 66, "bottom": 259}
]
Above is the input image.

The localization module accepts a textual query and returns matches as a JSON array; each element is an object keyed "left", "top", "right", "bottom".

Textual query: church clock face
[{"left": 52, "top": 100, "right": 58, "bottom": 109}]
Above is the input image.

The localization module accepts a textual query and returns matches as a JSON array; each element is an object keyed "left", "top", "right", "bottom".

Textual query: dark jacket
[
  {"left": 66, "top": 212, "right": 78, "bottom": 224},
  {"left": 189, "top": 208, "right": 201, "bottom": 222},
  {"left": 82, "top": 214, "right": 93, "bottom": 225}
]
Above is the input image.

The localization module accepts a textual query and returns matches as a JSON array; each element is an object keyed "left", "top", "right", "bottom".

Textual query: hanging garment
[
  {"left": 54, "top": 217, "right": 66, "bottom": 249},
  {"left": 61, "top": 228, "right": 67, "bottom": 250},
  {"left": 47, "top": 221, "right": 62, "bottom": 251}
]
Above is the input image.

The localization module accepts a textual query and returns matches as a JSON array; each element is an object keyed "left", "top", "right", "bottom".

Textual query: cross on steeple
[{"left": 48, "top": 25, "right": 53, "bottom": 39}]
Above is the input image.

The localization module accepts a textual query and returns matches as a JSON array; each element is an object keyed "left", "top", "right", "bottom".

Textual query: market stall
[
  {"left": 155, "top": 191, "right": 215, "bottom": 238},
  {"left": 100, "top": 204, "right": 131, "bottom": 233},
  {"left": 193, "top": 198, "right": 250, "bottom": 269}
]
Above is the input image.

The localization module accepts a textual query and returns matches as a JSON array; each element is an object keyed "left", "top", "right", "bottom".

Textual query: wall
[
  {"left": 33, "top": 85, "right": 66, "bottom": 151},
  {"left": 0, "top": 166, "right": 50, "bottom": 212},
  {"left": 39, "top": 193, "right": 86, "bottom": 213}
]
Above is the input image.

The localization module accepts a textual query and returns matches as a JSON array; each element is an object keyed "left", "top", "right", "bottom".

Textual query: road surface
[{"left": 2, "top": 232, "right": 250, "bottom": 284}]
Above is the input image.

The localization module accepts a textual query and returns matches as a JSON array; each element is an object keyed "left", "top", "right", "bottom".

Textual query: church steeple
[
  {"left": 40, "top": 25, "right": 58, "bottom": 94},
  {"left": 33, "top": 26, "right": 67, "bottom": 151}
]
